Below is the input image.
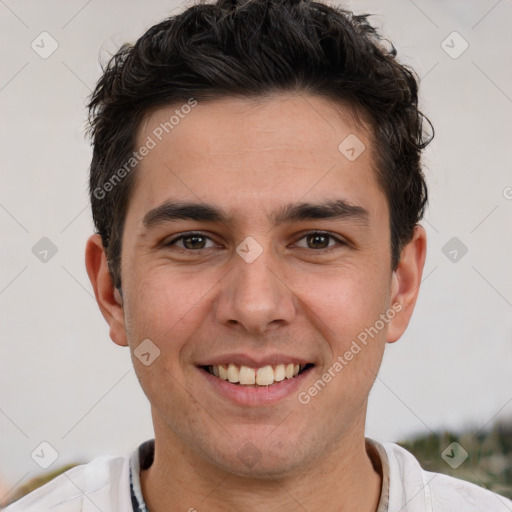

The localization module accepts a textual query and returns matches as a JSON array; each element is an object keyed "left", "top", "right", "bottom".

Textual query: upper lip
[{"left": 197, "top": 353, "right": 314, "bottom": 368}]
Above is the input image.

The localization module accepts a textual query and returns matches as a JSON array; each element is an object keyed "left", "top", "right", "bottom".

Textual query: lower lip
[{"left": 199, "top": 367, "right": 314, "bottom": 406}]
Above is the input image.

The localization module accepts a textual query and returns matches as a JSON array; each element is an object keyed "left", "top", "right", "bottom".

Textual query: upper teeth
[{"left": 210, "top": 363, "right": 302, "bottom": 386}]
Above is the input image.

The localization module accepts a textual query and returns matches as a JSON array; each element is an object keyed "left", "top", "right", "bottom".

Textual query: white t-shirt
[{"left": 5, "top": 438, "right": 512, "bottom": 511}]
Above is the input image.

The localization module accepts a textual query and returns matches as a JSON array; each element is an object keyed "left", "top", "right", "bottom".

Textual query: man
[{"left": 6, "top": 0, "right": 512, "bottom": 510}]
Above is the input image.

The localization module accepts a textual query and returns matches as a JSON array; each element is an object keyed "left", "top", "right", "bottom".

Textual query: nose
[{"left": 214, "top": 248, "right": 297, "bottom": 335}]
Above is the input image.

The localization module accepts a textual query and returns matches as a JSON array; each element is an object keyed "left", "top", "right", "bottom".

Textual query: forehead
[{"left": 129, "top": 93, "right": 384, "bottom": 222}]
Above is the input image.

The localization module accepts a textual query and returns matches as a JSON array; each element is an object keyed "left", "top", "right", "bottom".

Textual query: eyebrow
[
  {"left": 272, "top": 199, "right": 368, "bottom": 225},
  {"left": 142, "top": 199, "right": 369, "bottom": 230}
]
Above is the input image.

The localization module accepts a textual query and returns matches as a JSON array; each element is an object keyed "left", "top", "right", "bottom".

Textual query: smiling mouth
[{"left": 201, "top": 363, "right": 314, "bottom": 386}]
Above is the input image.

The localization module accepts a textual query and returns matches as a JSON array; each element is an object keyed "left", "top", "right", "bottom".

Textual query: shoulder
[
  {"left": 4, "top": 455, "right": 132, "bottom": 512},
  {"left": 381, "top": 441, "right": 512, "bottom": 512}
]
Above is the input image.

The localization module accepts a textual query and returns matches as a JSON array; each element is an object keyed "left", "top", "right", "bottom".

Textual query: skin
[{"left": 86, "top": 93, "right": 426, "bottom": 512}]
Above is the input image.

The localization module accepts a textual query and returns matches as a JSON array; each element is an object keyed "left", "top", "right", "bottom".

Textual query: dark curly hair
[{"left": 87, "top": 0, "right": 432, "bottom": 290}]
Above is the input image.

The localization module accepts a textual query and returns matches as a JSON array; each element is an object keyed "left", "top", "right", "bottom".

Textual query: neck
[{"left": 140, "top": 424, "right": 382, "bottom": 512}]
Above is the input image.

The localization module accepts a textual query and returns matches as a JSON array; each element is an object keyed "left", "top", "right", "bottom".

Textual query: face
[{"left": 91, "top": 93, "right": 423, "bottom": 478}]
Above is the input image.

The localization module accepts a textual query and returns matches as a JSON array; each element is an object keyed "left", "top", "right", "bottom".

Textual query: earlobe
[
  {"left": 85, "top": 234, "right": 128, "bottom": 347},
  {"left": 386, "top": 225, "right": 427, "bottom": 344}
]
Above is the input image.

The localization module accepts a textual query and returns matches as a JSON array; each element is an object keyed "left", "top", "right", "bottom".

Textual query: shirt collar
[{"left": 129, "top": 438, "right": 390, "bottom": 512}]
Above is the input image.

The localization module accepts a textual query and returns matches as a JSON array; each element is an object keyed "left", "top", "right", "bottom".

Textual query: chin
[
  {"left": 219, "top": 452, "right": 304, "bottom": 480},
  {"left": 205, "top": 432, "right": 314, "bottom": 480}
]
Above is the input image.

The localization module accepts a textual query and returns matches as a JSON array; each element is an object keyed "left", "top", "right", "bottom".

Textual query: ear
[
  {"left": 386, "top": 225, "right": 427, "bottom": 344},
  {"left": 85, "top": 234, "right": 128, "bottom": 347}
]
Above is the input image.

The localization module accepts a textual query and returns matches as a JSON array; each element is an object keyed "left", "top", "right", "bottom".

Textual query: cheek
[
  {"left": 294, "top": 264, "right": 391, "bottom": 344},
  {"left": 122, "top": 264, "right": 220, "bottom": 353},
  {"left": 295, "top": 263, "right": 391, "bottom": 401},
  {"left": 122, "top": 267, "right": 216, "bottom": 416}
]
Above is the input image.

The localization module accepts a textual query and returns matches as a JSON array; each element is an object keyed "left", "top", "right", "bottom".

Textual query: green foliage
[{"left": 398, "top": 422, "right": 512, "bottom": 498}]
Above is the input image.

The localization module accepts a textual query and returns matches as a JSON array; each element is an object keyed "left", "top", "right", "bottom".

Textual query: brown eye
[
  {"left": 182, "top": 234, "right": 207, "bottom": 249},
  {"left": 306, "top": 233, "right": 330, "bottom": 249},
  {"left": 166, "top": 232, "right": 216, "bottom": 250},
  {"left": 294, "top": 231, "right": 343, "bottom": 250}
]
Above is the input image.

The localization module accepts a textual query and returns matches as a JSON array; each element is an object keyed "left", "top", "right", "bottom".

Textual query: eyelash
[{"left": 164, "top": 231, "right": 346, "bottom": 252}]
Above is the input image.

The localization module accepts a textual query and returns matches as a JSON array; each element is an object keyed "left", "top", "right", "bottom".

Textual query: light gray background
[{"left": 1, "top": 0, "right": 511, "bottom": 495}]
